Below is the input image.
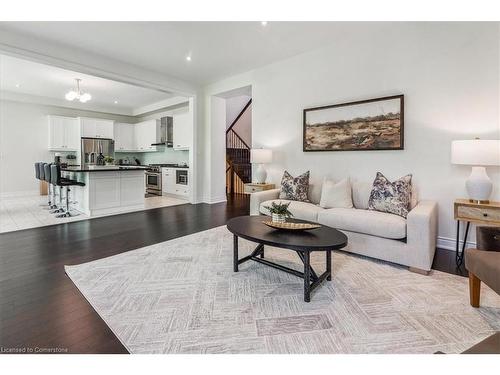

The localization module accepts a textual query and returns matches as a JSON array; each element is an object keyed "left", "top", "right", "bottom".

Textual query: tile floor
[{"left": 0, "top": 194, "right": 188, "bottom": 233}]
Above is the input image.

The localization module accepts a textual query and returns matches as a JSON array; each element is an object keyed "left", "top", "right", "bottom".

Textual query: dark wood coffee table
[{"left": 226, "top": 215, "right": 348, "bottom": 302}]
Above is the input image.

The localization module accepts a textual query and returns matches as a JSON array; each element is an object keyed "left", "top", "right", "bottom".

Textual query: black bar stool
[
  {"left": 43, "top": 163, "right": 59, "bottom": 211},
  {"left": 50, "top": 164, "right": 85, "bottom": 218},
  {"left": 35, "top": 162, "right": 51, "bottom": 208}
]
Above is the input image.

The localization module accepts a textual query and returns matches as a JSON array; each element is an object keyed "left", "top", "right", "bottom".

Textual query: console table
[
  {"left": 244, "top": 183, "right": 275, "bottom": 194},
  {"left": 454, "top": 199, "right": 500, "bottom": 266}
]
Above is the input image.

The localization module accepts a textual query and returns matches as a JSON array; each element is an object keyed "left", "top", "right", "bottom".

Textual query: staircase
[{"left": 226, "top": 99, "right": 252, "bottom": 194}]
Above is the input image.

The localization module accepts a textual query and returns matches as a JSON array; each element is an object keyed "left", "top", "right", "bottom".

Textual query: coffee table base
[{"left": 233, "top": 235, "right": 332, "bottom": 302}]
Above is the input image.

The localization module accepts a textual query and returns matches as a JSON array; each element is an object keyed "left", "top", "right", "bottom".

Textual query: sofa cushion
[
  {"left": 260, "top": 199, "right": 324, "bottom": 222},
  {"left": 279, "top": 170, "right": 310, "bottom": 202},
  {"left": 319, "top": 178, "right": 353, "bottom": 209},
  {"left": 352, "top": 180, "right": 418, "bottom": 210},
  {"left": 317, "top": 208, "right": 407, "bottom": 239},
  {"left": 368, "top": 172, "right": 413, "bottom": 218}
]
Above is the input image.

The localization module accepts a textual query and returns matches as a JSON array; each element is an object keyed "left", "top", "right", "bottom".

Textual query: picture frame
[{"left": 303, "top": 94, "right": 404, "bottom": 152}]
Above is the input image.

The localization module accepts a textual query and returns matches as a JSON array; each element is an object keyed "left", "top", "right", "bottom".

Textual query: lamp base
[
  {"left": 255, "top": 164, "right": 267, "bottom": 184},
  {"left": 466, "top": 166, "right": 492, "bottom": 203}
]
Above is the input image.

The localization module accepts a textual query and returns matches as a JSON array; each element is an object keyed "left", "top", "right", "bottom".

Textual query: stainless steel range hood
[{"left": 151, "top": 116, "right": 173, "bottom": 146}]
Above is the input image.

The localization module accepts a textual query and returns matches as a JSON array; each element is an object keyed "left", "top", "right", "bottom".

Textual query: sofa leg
[
  {"left": 408, "top": 267, "right": 430, "bottom": 275},
  {"left": 469, "top": 272, "right": 481, "bottom": 308}
]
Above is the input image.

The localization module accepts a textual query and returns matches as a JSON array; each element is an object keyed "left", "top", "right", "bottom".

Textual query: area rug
[{"left": 65, "top": 226, "right": 500, "bottom": 354}]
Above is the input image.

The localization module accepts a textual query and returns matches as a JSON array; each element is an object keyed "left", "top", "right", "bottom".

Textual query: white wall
[
  {"left": 226, "top": 95, "right": 251, "bottom": 128},
  {"left": 0, "top": 99, "right": 135, "bottom": 196},
  {"left": 203, "top": 22, "right": 500, "bottom": 247}
]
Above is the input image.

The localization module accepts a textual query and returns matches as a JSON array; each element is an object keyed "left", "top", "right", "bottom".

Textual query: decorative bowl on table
[{"left": 262, "top": 220, "right": 321, "bottom": 231}]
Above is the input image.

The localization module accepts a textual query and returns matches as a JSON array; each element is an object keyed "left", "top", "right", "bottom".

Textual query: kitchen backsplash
[{"left": 116, "top": 148, "right": 189, "bottom": 166}]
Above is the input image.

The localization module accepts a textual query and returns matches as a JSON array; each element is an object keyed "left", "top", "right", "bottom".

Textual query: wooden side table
[
  {"left": 454, "top": 199, "right": 500, "bottom": 266},
  {"left": 244, "top": 183, "right": 275, "bottom": 194}
]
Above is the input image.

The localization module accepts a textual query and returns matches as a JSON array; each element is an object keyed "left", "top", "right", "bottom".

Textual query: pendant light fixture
[{"left": 65, "top": 78, "right": 92, "bottom": 103}]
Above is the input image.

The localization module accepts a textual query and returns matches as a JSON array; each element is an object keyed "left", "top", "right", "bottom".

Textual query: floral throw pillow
[
  {"left": 279, "top": 171, "right": 310, "bottom": 202},
  {"left": 368, "top": 172, "right": 412, "bottom": 218}
]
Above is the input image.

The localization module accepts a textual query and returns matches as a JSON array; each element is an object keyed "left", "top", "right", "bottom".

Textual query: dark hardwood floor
[{"left": 0, "top": 194, "right": 463, "bottom": 354}]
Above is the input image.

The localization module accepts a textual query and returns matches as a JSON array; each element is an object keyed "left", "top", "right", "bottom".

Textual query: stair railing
[{"left": 226, "top": 99, "right": 252, "bottom": 194}]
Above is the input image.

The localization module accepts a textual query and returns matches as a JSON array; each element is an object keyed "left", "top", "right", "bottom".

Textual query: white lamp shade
[
  {"left": 251, "top": 148, "right": 272, "bottom": 164},
  {"left": 451, "top": 139, "right": 500, "bottom": 166}
]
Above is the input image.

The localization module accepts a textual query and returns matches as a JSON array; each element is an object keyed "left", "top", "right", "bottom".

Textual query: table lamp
[
  {"left": 451, "top": 138, "right": 500, "bottom": 203},
  {"left": 250, "top": 148, "right": 272, "bottom": 184}
]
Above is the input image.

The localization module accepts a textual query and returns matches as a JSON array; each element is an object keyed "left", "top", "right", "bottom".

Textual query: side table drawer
[
  {"left": 457, "top": 206, "right": 500, "bottom": 223},
  {"left": 245, "top": 185, "right": 263, "bottom": 193}
]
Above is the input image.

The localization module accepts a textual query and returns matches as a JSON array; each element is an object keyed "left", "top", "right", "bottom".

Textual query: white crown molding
[
  {"left": 132, "top": 96, "right": 190, "bottom": 116},
  {"left": 0, "top": 28, "right": 198, "bottom": 97},
  {"left": 0, "top": 90, "right": 136, "bottom": 116}
]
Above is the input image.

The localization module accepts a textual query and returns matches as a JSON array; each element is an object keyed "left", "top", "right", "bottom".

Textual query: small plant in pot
[
  {"left": 264, "top": 201, "right": 293, "bottom": 223},
  {"left": 104, "top": 156, "right": 115, "bottom": 166}
]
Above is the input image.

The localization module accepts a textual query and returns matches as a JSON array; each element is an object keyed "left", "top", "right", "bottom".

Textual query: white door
[
  {"left": 48, "top": 116, "right": 65, "bottom": 150},
  {"left": 96, "top": 120, "right": 114, "bottom": 139},
  {"left": 64, "top": 118, "right": 80, "bottom": 150},
  {"left": 134, "top": 122, "right": 146, "bottom": 151},
  {"left": 115, "top": 123, "right": 135, "bottom": 151},
  {"left": 162, "top": 168, "right": 176, "bottom": 194},
  {"left": 80, "top": 118, "right": 97, "bottom": 138}
]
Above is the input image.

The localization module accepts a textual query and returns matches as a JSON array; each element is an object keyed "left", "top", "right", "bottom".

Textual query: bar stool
[
  {"left": 50, "top": 164, "right": 85, "bottom": 218},
  {"left": 35, "top": 162, "right": 51, "bottom": 208},
  {"left": 43, "top": 163, "right": 59, "bottom": 211}
]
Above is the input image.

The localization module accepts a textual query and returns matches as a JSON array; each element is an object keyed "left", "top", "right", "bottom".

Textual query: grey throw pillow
[
  {"left": 368, "top": 172, "right": 412, "bottom": 218},
  {"left": 279, "top": 171, "right": 310, "bottom": 202}
]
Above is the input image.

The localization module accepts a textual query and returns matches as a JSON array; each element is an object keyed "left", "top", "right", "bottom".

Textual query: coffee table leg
[
  {"left": 233, "top": 234, "right": 239, "bottom": 272},
  {"left": 304, "top": 251, "right": 311, "bottom": 302},
  {"left": 326, "top": 250, "right": 332, "bottom": 281},
  {"left": 260, "top": 246, "right": 265, "bottom": 259}
]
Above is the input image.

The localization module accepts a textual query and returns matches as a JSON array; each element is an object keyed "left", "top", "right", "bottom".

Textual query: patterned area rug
[{"left": 65, "top": 226, "right": 500, "bottom": 354}]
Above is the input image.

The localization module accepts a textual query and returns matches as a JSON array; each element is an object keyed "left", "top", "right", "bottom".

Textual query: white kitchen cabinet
[
  {"left": 114, "top": 123, "right": 135, "bottom": 152},
  {"left": 134, "top": 120, "right": 159, "bottom": 152},
  {"left": 173, "top": 112, "right": 192, "bottom": 150},
  {"left": 161, "top": 168, "right": 176, "bottom": 194},
  {"left": 120, "top": 173, "right": 146, "bottom": 206},
  {"left": 80, "top": 117, "right": 114, "bottom": 139},
  {"left": 162, "top": 167, "right": 189, "bottom": 197},
  {"left": 48, "top": 115, "right": 79, "bottom": 151},
  {"left": 89, "top": 172, "right": 121, "bottom": 210},
  {"left": 173, "top": 184, "right": 189, "bottom": 197}
]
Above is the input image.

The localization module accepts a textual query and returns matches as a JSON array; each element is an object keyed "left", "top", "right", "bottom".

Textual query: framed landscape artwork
[{"left": 303, "top": 94, "right": 404, "bottom": 152}]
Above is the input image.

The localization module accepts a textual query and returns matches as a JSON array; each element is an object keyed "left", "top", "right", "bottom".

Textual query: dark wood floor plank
[
  {"left": 0, "top": 194, "right": 463, "bottom": 354},
  {"left": 0, "top": 196, "right": 250, "bottom": 353}
]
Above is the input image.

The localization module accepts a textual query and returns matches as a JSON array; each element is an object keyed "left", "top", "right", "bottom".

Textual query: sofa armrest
[
  {"left": 249, "top": 188, "right": 281, "bottom": 215},
  {"left": 406, "top": 200, "right": 438, "bottom": 270}
]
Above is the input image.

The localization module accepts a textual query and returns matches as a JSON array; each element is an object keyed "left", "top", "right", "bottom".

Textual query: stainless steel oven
[
  {"left": 146, "top": 169, "right": 162, "bottom": 195},
  {"left": 176, "top": 169, "right": 188, "bottom": 185}
]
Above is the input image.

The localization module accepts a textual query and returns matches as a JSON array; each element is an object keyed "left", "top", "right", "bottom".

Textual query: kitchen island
[{"left": 62, "top": 166, "right": 149, "bottom": 217}]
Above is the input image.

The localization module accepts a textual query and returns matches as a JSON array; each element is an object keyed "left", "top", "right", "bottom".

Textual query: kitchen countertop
[{"left": 61, "top": 165, "right": 150, "bottom": 172}]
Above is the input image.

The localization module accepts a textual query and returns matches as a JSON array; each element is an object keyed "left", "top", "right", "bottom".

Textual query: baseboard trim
[
  {"left": 0, "top": 190, "right": 39, "bottom": 198},
  {"left": 437, "top": 236, "right": 476, "bottom": 252}
]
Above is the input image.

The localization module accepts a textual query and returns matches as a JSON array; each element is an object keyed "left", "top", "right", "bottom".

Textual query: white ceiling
[
  {"left": 0, "top": 54, "right": 177, "bottom": 115},
  {"left": 0, "top": 22, "right": 389, "bottom": 85}
]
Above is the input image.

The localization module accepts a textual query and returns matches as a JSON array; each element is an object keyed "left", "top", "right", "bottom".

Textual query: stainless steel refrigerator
[{"left": 81, "top": 137, "right": 115, "bottom": 167}]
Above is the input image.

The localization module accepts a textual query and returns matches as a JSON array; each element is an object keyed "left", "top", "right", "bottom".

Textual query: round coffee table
[{"left": 226, "top": 215, "right": 348, "bottom": 302}]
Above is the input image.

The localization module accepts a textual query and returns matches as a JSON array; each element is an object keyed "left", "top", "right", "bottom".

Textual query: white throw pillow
[{"left": 319, "top": 178, "right": 353, "bottom": 209}]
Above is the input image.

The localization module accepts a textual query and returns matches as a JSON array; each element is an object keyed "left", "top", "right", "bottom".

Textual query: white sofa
[{"left": 250, "top": 180, "right": 438, "bottom": 273}]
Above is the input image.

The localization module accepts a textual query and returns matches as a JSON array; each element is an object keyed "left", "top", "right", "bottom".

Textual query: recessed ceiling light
[
  {"left": 15, "top": 83, "right": 20, "bottom": 88},
  {"left": 186, "top": 55, "right": 192, "bottom": 62},
  {"left": 261, "top": 21, "right": 268, "bottom": 26},
  {"left": 114, "top": 100, "right": 118, "bottom": 104}
]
